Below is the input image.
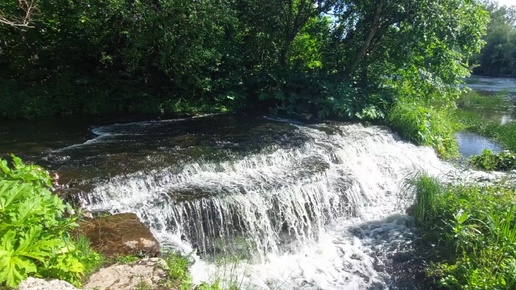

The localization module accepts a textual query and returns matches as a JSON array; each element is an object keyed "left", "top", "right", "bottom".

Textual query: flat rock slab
[
  {"left": 75, "top": 213, "right": 160, "bottom": 258},
  {"left": 83, "top": 258, "right": 168, "bottom": 290},
  {"left": 17, "top": 277, "right": 78, "bottom": 290}
]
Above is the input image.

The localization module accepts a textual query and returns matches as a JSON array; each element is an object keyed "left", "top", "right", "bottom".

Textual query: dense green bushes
[
  {"left": 472, "top": 3, "right": 516, "bottom": 77},
  {"left": 0, "top": 0, "right": 488, "bottom": 121},
  {"left": 412, "top": 176, "right": 516, "bottom": 289},
  {"left": 0, "top": 155, "right": 100, "bottom": 288}
]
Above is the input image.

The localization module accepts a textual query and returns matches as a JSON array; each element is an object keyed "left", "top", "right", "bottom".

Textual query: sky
[{"left": 495, "top": 0, "right": 515, "bottom": 7}]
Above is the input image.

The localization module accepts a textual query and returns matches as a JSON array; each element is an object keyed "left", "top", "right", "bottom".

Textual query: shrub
[{"left": 0, "top": 155, "right": 89, "bottom": 287}]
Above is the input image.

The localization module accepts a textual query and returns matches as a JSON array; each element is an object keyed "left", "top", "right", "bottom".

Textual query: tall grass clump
[
  {"left": 411, "top": 175, "right": 443, "bottom": 227},
  {"left": 0, "top": 155, "right": 101, "bottom": 288},
  {"left": 411, "top": 175, "right": 516, "bottom": 289},
  {"left": 388, "top": 101, "right": 459, "bottom": 158}
]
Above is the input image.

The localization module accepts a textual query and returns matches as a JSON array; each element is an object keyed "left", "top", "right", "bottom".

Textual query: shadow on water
[
  {"left": 348, "top": 214, "right": 436, "bottom": 290},
  {"left": 1, "top": 114, "right": 309, "bottom": 192}
]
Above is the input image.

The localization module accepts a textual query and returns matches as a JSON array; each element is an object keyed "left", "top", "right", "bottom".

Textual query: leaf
[{"left": 0, "top": 231, "right": 38, "bottom": 287}]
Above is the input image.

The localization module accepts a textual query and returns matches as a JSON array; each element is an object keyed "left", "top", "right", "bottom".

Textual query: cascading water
[{"left": 65, "top": 116, "right": 461, "bottom": 289}]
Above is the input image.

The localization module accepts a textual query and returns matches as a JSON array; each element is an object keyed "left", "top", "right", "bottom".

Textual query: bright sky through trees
[{"left": 496, "top": 0, "right": 515, "bottom": 7}]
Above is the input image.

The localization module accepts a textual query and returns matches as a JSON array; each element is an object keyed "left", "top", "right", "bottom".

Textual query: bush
[{"left": 0, "top": 155, "right": 94, "bottom": 287}]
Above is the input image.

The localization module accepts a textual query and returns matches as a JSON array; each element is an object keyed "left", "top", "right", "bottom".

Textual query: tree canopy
[
  {"left": 0, "top": 0, "right": 489, "bottom": 120},
  {"left": 473, "top": 1, "right": 516, "bottom": 76}
]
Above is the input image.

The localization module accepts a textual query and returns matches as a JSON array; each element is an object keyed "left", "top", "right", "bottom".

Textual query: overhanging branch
[{"left": 0, "top": 0, "right": 36, "bottom": 28}]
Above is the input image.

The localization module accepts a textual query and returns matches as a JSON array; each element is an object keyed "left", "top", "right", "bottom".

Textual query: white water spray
[{"left": 81, "top": 121, "right": 459, "bottom": 289}]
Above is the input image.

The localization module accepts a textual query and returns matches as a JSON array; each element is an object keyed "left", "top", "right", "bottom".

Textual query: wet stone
[{"left": 75, "top": 213, "right": 160, "bottom": 258}]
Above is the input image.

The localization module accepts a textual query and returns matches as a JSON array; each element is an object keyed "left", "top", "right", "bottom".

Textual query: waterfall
[{"left": 75, "top": 118, "right": 461, "bottom": 289}]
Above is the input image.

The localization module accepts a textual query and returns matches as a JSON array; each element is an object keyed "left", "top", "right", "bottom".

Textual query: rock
[
  {"left": 83, "top": 258, "right": 168, "bottom": 290},
  {"left": 17, "top": 277, "right": 78, "bottom": 290},
  {"left": 75, "top": 213, "right": 160, "bottom": 258}
]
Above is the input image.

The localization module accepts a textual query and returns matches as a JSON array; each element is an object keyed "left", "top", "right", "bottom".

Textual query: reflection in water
[
  {"left": 465, "top": 75, "right": 516, "bottom": 125},
  {"left": 456, "top": 132, "right": 503, "bottom": 158}
]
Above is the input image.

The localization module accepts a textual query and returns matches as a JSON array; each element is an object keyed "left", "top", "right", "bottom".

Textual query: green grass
[
  {"left": 388, "top": 101, "right": 459, "bottom": 158},
  {"left": 115, "top": 254, "right": 142, "bottom": 265},
  {"left": 74, "top": 235, "right": 105, "bottom": 279},
  {"left": 411, "top": 175, "right": 516, "bottom": 289},
  {"left": 456, "top": 90, "right": 510, "bottom": 112},
  {"left": 452, "top": 90, "right": 516, "bottom": 152}
]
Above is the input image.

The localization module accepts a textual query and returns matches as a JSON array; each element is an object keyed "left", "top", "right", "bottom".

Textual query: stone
[
  {"left": 83, "top": 258, "right": 168, "bottom": 290},
  {"left": 17, "top": 277, "right": 78, "bottom": 290},
  {"left": 75, "top": 213, "right": 160, "bottom": 258}
]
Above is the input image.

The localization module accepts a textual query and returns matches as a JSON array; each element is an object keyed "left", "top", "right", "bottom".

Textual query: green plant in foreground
[
  {"left": 412, "top": 175, "right": 516, "bottom": 289},
  {"left": 74, "top": 235, "right": 104, "bottom": 276},
  {"left": 0, "top": 155, "right": 94, "bottom": 288}
]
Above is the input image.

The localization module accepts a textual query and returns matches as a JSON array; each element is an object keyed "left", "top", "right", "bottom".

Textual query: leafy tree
[
  {"left": 474, "top": 1, "right": 516, "bottom": 76},
  {"left": 0, "top": 0, "right": 36, "bottom": 28}
]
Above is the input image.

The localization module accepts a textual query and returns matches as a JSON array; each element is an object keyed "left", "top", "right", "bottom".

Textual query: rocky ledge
[{"left": 74, "top": 212, "right": 160, "bottom": 258}]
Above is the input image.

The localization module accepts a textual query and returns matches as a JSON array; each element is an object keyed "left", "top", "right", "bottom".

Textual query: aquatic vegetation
[
  {"left": 452, "top": 90, "right": 516, "bottom": 152},
  {"left": 470, "top": 149, "right": 516, "bottom": 171}
]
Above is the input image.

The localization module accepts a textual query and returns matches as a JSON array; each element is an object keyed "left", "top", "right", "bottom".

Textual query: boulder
[
  {"left": 83, "top": 258, "right": 168, "bottom": 290},
  {"left": 17, "top": 277, "right": 78, "bottom": 290},
  {"left": 75, "top": 213, "right": 160, "bottom": 258}
]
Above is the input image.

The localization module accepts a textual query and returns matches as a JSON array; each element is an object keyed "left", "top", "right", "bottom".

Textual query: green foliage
[
  {"left": 456, "top": 89, "right": 509, "bottom": 111},
  {"left": 470, "top": 149, "right": 516, "bottom": 171},
  {"left": 73, "top": 235, "right": 104, "bottom": 277},
  {"left": 388, "top": 101, "right": 459, "bottom": 158},
  {"left": 160, "top": 252, "right": 193, "bottom": 290},
  {"left": 411, "top": 174, "right": 442, "bottom": 227},
  {"left": 0, "top": 0, "right": 489, "bottom": 121},
  {"left": 0, "top": 155, "right": 97, "bottom": 288},
  {"left": 473, "top": 3, "right": 516, "bottom": 76},
  {"left": 115, "top": 254, "right": 142, "bottom": 265},
  {"left": 412, "top": 176, "right": 516, "bottom": 289}
]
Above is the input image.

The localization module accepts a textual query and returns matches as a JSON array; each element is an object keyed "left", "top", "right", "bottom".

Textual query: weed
[
  {"left": 0, "top": 155, "right": 85, "bottom": 287},
  {"left": 134, "top": 281, "right": 152, "bottom": 290},
  {"left": 470, "top": 149, "right": 516, "bottom": 171}
]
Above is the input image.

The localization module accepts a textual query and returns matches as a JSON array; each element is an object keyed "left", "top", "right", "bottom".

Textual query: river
[{"left": 1, "top": 77, "right": 515, "bottom": 289}]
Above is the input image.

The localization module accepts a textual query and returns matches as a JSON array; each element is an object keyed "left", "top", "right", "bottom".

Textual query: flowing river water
[
  {"left": 1, "top": 76, "right": 515, "bottom": 290},
  {"left": 2, "top": 114, "right": 510, "bottom": 290}
]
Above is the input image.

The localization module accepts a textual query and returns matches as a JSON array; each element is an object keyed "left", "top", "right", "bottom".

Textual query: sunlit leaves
[{"left": 0, "top": 156, "right": 83, "bottom": 287}]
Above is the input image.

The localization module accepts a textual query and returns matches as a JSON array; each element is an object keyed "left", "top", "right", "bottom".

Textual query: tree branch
[{"left": 0, "top": 0, "right": 37, "bottom": 28}]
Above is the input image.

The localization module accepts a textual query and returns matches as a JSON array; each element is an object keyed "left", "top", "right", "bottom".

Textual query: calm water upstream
[
  {"left": 2, "top": 77, "right": 515, "bottom": 289},
  {"left": 456, "top": 76, "right": 516, "bottom": 156}
]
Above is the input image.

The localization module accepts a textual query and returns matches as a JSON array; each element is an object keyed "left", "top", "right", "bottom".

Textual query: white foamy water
[{"left": 81, "top": 121, "right": 461, "bottom": 289}]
